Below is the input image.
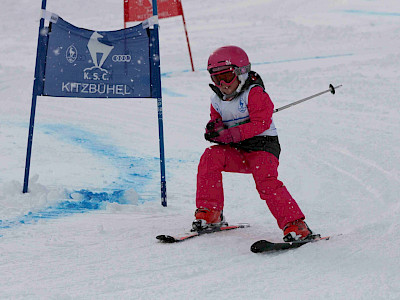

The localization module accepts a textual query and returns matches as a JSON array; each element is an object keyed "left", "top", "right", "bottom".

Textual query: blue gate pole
[
  {"left": 152, "top": 0, "right": 167, "bottom": 206},
  {"left": 157, "top": 97, "right": 167, "bottom": 207},
  {"left": 23, "top": 0, "right": 48, "bottom": 193}
]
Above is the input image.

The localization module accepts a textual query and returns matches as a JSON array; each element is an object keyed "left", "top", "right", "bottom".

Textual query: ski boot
[
  {"left": 283, "top": 219, "right": 318, "bottom": 242},
  {"left": 192, "top": 208, "right": 228, "bottom": 232}
]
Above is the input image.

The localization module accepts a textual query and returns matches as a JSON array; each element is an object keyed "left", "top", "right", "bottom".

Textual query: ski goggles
[{"left": 210, "top": 67, "right": 238, "bottom": 87}]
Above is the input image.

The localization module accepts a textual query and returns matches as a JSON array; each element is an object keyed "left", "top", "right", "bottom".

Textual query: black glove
[{"left": 204, "top": 119, "right": 226, "bottom": 142}]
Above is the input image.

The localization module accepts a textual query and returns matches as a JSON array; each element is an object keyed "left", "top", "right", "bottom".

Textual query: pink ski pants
[{"left": 196, "top": 145, "right": 305, "bottom": 229}]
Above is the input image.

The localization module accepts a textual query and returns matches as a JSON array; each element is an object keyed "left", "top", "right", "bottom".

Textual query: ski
[
  {"left": 156, "top": 223, "right": 250, "bottom": 243},
  {"left": 250, "top": 235, "right": 331, "bottom": 253}
]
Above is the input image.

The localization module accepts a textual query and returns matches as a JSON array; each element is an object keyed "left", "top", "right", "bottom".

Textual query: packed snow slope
[{"left": 1, "top": 0, "right": 400, "bottom": 298}]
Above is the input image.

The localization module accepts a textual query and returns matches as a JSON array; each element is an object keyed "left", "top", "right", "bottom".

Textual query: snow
[{"left": 1, "top": 0, "right": 400, "bottom": 298}]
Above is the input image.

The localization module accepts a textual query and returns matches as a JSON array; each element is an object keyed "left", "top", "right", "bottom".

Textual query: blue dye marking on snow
[
  {"left": 161, "top": 72, "right": 171, "bottom": 78},
  {"left": 0, "top": 124, "right": 161, "bottom": 235},
  {"left": 162, "top": 87, "right": 185, "bottom": 97},
  {"left": 0, "top": 189, "right": 127, "bottom": 231},
  {"left": 38, "top": 123, "right": 158, "bottom": 194},
  {"left": 161, "top": 69, "right": 192, "bottom": 77},
  {"left": 62, "top": 189, "right": 129, "bottom": 210},
  {"left": 253, "top": 53, "right": 353, "bottom": 66},
  {"left": 161, "top": 53, "right": 354, "bottom": 78},
  {"left": 342, "top": 10, "right": 400, "bottom": 17}
]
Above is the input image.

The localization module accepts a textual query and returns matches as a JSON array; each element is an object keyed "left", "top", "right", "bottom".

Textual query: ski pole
[{"left": 273, "top": 84, "right": 342, "bottom": 113}]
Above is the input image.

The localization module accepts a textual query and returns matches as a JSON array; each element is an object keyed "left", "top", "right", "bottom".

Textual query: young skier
[{"left": 193, "top": 45, "right": 314, "bottom": 242}]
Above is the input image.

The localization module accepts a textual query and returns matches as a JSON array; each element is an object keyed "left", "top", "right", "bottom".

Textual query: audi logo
[{"left": 112, "top": 55, "right": 132, "bottom": 62}]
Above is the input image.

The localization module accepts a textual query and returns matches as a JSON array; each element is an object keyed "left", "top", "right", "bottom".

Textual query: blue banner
[
  {"left": 25, "top": 8, "right": 166, "bottom": 206},
  {"left": 43, "top": 17, "right": 155, "bottom": 98}
]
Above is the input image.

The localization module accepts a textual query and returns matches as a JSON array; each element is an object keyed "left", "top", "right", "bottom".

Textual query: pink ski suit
[{"left": 196, "top": 86, "right": 305, "bottom": 229}]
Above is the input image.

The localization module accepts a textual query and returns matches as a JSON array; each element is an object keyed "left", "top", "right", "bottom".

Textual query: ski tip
[
  {"left": 250, "top": 240, "right": 274, "bottom": 253},
  {"left": 156, "top": 235, "right": 176, "bottom": 243}
]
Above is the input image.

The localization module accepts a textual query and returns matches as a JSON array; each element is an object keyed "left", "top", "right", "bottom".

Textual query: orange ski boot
[
  {"left": 283, "top": 219, "right": 313, "bottom": 242},
  {"left": 192, "top": 208, "right": 227, "bottom": 231}
]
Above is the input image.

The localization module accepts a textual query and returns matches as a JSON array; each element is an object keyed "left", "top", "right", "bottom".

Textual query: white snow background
[{"left": 1, "top": 0, "right": 400, "bottom": 299}]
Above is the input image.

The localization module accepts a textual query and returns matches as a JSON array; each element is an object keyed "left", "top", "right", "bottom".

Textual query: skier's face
[
  {"left": 218, "top": 77, "right": 239, "bottom": 97},
  {"left": 209, "top": 66, "right": 240, "bottom": 98}
]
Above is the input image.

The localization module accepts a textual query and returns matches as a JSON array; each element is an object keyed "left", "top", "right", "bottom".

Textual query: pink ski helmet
[{"left": 207, "top": 45, "right": 251, "bottom": 75}]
